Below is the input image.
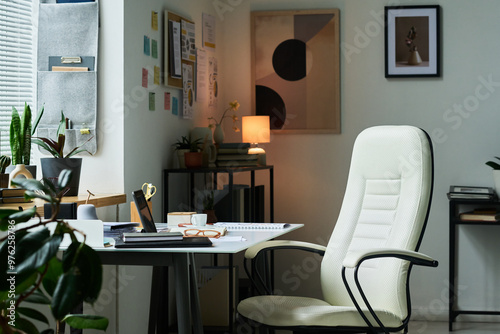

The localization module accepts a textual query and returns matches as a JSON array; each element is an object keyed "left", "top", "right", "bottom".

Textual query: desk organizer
[{"left": 37, "top": 0, "right": 99, "bottom": 155}]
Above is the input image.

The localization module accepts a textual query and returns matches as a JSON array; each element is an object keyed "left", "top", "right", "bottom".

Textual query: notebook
[{"left": 114, "top": 190, "right": 212, "bottom": 248}]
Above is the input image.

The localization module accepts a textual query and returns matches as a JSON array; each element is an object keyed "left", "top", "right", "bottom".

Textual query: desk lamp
[{"left": 242, "top": 115, "right": 270, "bottom": 165}]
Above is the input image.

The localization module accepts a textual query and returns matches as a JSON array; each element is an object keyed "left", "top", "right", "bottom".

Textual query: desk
[
  {"left": 0, "top": 193, "right": 126, "bottom": 217},
  {"left": 96, "top": 224, "right": 303, "bottom": 333}
]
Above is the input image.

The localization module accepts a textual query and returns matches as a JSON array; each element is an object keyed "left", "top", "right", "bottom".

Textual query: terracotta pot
[
  {"left": 0, "top": 174, "right": 9, "bottom": 188},
  {"left": 203, "top": 209, "right": 218, "bottom": 224},
  {"left": 184, "top": 152, "right": 203, "bottom": 169}
]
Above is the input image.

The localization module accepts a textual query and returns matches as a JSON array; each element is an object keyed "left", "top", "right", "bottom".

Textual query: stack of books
[
  {"left": 216, "top": 143, "right": 258, "bottom": 167},
  {"left": 0, "top": 188, "right": 30, "bottom": 204},
  {"left": 459, "top": 209, "right": 500, "bottom": 222},
  {"left": 121, "top": 231, "right": 184, "bottom": 243},
  {"left": 447, "top": 186, "right": 497, "bottom": 200}
]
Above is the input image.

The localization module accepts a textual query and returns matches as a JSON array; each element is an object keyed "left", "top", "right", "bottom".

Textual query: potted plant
[
  {"left": 0, "top": 169, "right": 108, "bottom": 333},
  {"left": 173, "top": 136, "right": 202, "bottom": 169},
  {"left": 0, "top": 156, "right": 11, "bottom": 188},
  {"left": 32, "top": 111, "right": 93, "bottom": 196},
  {"left": 8, "top": 103, "right": 44, "bottom": 179},
  {"left": 486, "top": 157, "right": 500, "bottom": 195},
  {"left": 183, "top": 137, "right": 203, "bottom": 169}
]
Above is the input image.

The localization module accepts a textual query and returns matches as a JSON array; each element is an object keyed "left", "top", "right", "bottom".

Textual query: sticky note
[
  {"left": 142, "top": 68, "right": 148, "bottom": 88},
  {"left": 152, "top": 39, "right": 158, "bottom": 59},
  {"left": 172, "top": 97, "right": 178, "bottom": 115},
  {"left": 165, "top": 92, "right": 171, "bottom": 110},
  {"left": 152, "top": 11, "right": 158, "bottom": 31},
  {"left": 149, "top": 92, "right": 156, "bottom": 111},
  {"left": 144, "top": 35, "right": 150, "bottom": 56},
  {"left": 154, "top": 66, "right": 160, "bottom": 85}
]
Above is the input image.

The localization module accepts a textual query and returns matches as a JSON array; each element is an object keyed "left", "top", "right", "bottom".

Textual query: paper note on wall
[
  {"left": 196, "top": 48, "right": 208, "bottom": 103},
  {"left": 154, "top": 66, "right": 160, "bottom": 85},
  {"left": 152, "top": 39, "right": 158, "bottom": 59},
  {"left": 172, "top": 97, "right": 178, "bottom": 115},
  {"left": 182, "top": 63, "right": 193, "bottom": 119},
  {"left": 181, "top": 20, "right": 196, "bottom": 62},
  {"left": 165, "top": 92, "right": 171, "bottom": 110},
  {"left": 202, "top": 13, "right": 216, "bottom": 50},
  {"left": 144, "top": 35, "right": 150, "bottom": 56},
  {"left": 142, "top": 68, "right": 148, "bottom": 88},
  {"left": 152, "top": 11, "right": 158, "bottom": 31}
]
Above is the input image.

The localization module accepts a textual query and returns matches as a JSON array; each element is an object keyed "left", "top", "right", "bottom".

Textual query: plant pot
[
  {"left": 40, "top": 158, "right": 82, "bottom": 196},
  {"left": 184, "top": 152, "right": 203, "bottom": 169},
  {"left": 176, "top": 149, "right": 189, "bottom": 168},
  {"left": 203, "top": 209, "right": 217, "bottom": 224}
]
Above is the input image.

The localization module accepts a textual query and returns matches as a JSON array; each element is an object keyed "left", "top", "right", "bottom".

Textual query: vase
[
  {"left": 8, "top": 164, "right": 33, "bottom": 188},
  {"left": 203, "top": 209, "right": 218, "bottom": 224},
  {"left": 40, "top": 158, "right": 82, "bottom": 196},
  {"left": 493, "top": 170, "right": 500, "bottom": 196},
  {"left": 213, "top": 124, "right": 225, "bottom": 145},
  {"left": 408, "top": 50, "right": 422, "bottom": 65}
]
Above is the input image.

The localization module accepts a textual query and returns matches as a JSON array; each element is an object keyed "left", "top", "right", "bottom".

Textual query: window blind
[{"left": 0, "top": 0, "right": 34, "bottom": 158}]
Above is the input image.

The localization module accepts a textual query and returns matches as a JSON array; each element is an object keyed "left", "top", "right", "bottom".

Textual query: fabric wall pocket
[{"left": 37, "top": 0, "right": 99, "bottom": 155}]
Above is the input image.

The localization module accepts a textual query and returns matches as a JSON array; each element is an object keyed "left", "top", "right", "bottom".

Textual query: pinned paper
[
  {"left": 144, "top": 35, "right": 150, "bottom": 56},
  {"left": 165, "top": 92, "right": 171, "bottom": 110},
  {"left": 152, "top": 39, "right": 158, "bottom": 59},
  {"left": 152, "top": 11, "right": 158, "bottom": 31},
  {"left": 154, "top": 66, "right": 160, "bottom": 85},
  {"left": 149, "top": 92, "right": 156, "bottom": 111},
  {"left": 172, "top": 97, "right": 178, "bottom": 115},
  {"left": 142, "top": 68, "right": 148, "bottom": 88}
]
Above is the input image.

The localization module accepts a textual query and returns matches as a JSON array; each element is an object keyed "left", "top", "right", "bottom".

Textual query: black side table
[{"left": 449, "top": 198, "right": 500, "bottom": 331}]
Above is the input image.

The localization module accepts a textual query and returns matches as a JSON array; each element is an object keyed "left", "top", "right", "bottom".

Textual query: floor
[{"left": 408, "top": 321, "right": 500, "bottom": 333}]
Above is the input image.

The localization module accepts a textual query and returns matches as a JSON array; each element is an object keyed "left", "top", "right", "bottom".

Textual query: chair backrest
[{"left": 321, "top": 125, "right": 433, "bottom": 320}]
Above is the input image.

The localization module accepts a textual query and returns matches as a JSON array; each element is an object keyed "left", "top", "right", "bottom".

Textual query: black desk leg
[
  {"left": 449, "top": 201, "right": 456, "bottom": 331},
  {"left": 149, "top": 266, "right": 169, "bottom": 334}
]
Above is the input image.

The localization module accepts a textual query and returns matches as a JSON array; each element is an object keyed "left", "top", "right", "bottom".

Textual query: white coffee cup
[{"left": 191, "top": 213, "right": 207, "bottom": 227}]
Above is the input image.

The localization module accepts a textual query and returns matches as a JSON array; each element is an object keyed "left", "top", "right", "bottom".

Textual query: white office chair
[{"left": 237, "top": 125, "right": 438, "bottom": 333}]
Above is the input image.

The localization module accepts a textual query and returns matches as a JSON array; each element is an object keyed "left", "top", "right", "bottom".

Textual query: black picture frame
[{"left": 385, "top": 5, "right": 441, "bottom": 78}]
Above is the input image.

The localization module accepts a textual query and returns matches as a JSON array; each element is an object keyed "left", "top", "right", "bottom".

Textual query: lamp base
[{"left": 248, "top": 147, "right": 266, "bottom": 165}]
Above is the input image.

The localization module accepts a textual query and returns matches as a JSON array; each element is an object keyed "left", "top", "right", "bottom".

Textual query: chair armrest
[
  {"left": 343, "top": 248, "right": 438, "bottom": 268},
  {"left": 245, "top": 240, "right": 327, "bottom": 259}
]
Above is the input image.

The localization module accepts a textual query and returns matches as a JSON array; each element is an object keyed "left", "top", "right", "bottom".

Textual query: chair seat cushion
[{"left": 238, "top": 296, "right": 403, "bottom": 329}]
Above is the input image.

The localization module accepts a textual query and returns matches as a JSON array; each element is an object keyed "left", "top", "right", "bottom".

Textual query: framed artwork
[
  {"left": 385, "top": 5, "right": 441, "bottom": 78},
  {"left": 251, "top": 9, "right": 340, "bottom": 134}
]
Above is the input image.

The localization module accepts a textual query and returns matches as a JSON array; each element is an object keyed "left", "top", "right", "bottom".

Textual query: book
[
  {"left": 122, "top": 232, "right": 183, "bottom": 243},
  {"left": 216, "top": 154, "right": 258, "bottom": 161},
  {"left": 103, "top": 222, "right": 140, "bottom": 231},
  {"left": 0, "top": 188, "right": 26, "bottom": 197},
  {"left": 0, "top": 196, "right": 31, "bottom": 204},
  {"left": 447, "top": 186, "right": 497, "bottom": 200},
  {"left": 214, "top": 223, "right": 290, "bottom": 230},
  {"left": 217, "top": 147, "right": 249, "bottom": 154},
  {"left": 217, "top": 160, "right": 259, "bottom": 167},
  {"left": 218, "top": 143, "right": 250, "bottom": 149},
  {"left": 459, "top": 209, "right": 500, "bottom": 222}
]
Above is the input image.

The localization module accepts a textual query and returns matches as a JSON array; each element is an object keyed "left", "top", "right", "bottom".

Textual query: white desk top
[{"left": 98, "top": 224, "right": 304, "bottom": 254}]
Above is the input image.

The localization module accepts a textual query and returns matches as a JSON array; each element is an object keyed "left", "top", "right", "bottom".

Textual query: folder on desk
[{"left": 114, "top": 236, "right": 212, "bottom": 248}]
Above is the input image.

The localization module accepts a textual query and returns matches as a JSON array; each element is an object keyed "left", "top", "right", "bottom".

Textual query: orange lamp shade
[{"left": 242, "top": 116, "right": 270, "bottom": 144}]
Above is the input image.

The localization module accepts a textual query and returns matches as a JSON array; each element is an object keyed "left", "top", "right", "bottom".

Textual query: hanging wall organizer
[{"left": 37, "top": 0, "right": 99, "bottom": 155}]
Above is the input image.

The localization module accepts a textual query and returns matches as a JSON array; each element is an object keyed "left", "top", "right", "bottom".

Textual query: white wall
[{"left": 220, "top": 0, "right": 500, "bottom": 322}]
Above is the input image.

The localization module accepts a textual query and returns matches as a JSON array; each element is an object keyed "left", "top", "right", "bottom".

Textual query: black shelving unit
[{"left": 449, "top": 198, "right": 500, "bottom": 331}]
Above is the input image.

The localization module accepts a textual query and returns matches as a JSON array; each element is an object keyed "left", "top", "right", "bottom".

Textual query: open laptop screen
[{"left": 132, "top": 189, "right": 157, "bottom": 233}]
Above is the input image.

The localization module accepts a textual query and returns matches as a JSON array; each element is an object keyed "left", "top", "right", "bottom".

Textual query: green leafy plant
[
  {"left": 0, "top": 156, "right": 11, "bottom": 174},
  {"left": 173, "top": 136, "right": 202, "bottom": 153},
  {"left": 0, "top": 169, "right": 108, "bottom": 334},
  {"left": 203, "top": 191, "right": 215, "bottom": 211},
  {"left": 486, "top": 157, "right": 500, "bottom": 169},
  {"left": 32, "top": 111, "right": 93, "bottom": 158},
  {"left": 9, "top": 103, "right": 44, "bottom": 165}
]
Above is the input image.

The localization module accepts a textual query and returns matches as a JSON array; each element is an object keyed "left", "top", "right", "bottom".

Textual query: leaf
[
  {"left": 56, "top": 111, "right": 66, "bottom": 138},
  {"left": 16, "top": 233, "right": 63, "bottom": 277},
  {"left": 63, "top": 314, "right": 109, "bottom": 331},
  {"left": 24, "top": 289, "right": 51, "bottom": 305},
  {"left": 32, "top": 105, "right": 44, "bottom": 136},
  {"left": 3, "top": 206, "right": 38, "bottom": 226},
  {"left": 10, "top": 106, "right": 22, "bottom": 165},
  {"left": 17, "top": 307, "right": 50, "bottom": 326},
  {"left": 31, "top": 138, "right": 61, "bottom": 158},
  {"left": 0, "top": 209, "right": 23, "bottom": 231},
  {"left": 14, "top": 271, "right": 38, "bottom": 295},
  {"left": 13, "top": 317, "right": 40, "bottom": 334},
  {"left": 51, "top": 268, "right": 82, "bottom": 320},
  {"left": 42, "top": 257, "right": 63, "bottom": 296},
  {"left": 57, "top": 169, "right": 72, "bottom": 190},
  {"left": 61, "top": 243, "right": 102, "bottom": 303},
  {"left": 11, "top": 178, "right": 53, "bottom": 197},
  {"left": 21, "top": 103, "right": 32, "bottom": 165}
]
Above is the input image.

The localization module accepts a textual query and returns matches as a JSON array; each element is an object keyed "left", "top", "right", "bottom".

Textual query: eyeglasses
[{"left": 184, "top": 229, "right": 221, "bottom": 239}]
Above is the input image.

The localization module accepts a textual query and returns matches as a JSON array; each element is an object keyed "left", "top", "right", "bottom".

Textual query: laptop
[{"left": 114, "top": 189, "right": 212, "bottom": 248}]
